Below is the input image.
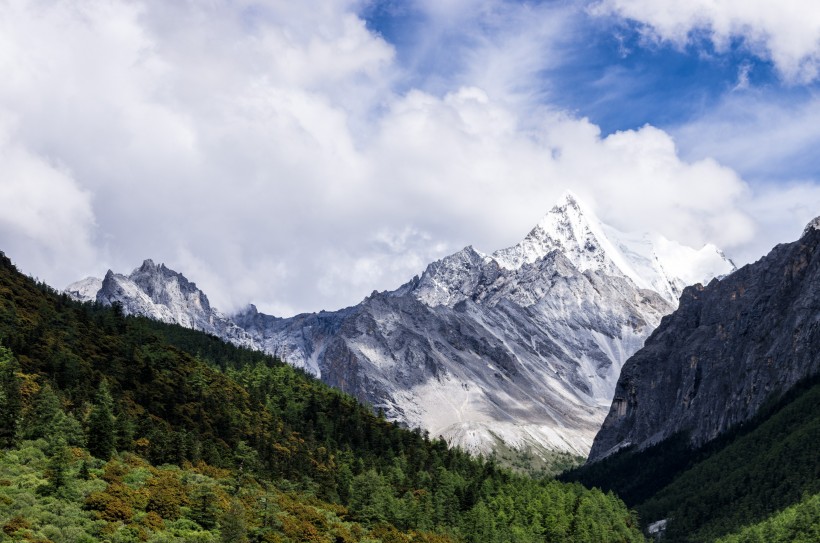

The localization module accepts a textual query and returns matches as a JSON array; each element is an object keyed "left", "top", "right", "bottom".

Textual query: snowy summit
[{"left": 493, "top": 191, "right": 735, "bottom": 304}]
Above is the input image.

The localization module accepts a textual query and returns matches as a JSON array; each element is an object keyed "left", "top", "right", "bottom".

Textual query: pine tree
[
  {"left": 20, "top": 383, "right": 62, "bottom": 441},
  {"left": 114, "top": 408, "right": 135, "bottom": 451},
  {"left": 0, "top": 346, "right": 21, "bottom": 448},
  {"left": 190, "top": 484, "right": 220, "bottom": 530},
  {"left": 87, "top": 379, "right": 116, "bottom": 460},
  {"left": 219, "top": 498, "right": 248, "bottom": 543},
  {"left": 79, "top": 459, "right": 91, "bottom": 480},
  {"left": 349, "top": 469, "right": 397, "bottom": 524},
  {"left": 42, "top": 440, "right": 72, "bottom": 494}
]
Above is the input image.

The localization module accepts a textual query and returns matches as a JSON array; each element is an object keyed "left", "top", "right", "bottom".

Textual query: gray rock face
[
  {"left": 588, "top": 219, "right": 820, "bottom": 463},
  {"left": 66, "top": 194, "right": 734, "bottom": 457},
  {"left": 235, "top": 248, "right": 673, "bottom": 456}
]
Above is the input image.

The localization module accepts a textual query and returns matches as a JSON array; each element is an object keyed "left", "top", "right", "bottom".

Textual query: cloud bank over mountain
[{"left": 0, "top": 0, "right": 817, "bottom": 315}]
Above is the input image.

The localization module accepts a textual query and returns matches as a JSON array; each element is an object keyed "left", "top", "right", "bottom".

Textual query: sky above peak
[{"left": 1, "top": 0, "right": 819, "bottom": 316}]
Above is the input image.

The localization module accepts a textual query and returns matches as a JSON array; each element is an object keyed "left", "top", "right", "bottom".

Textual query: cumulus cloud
[
  {"left": 0, "top": 0, "right": 814, "bottom": 316},
  {"left": 592, "top": 0, "right": 820, "bottom": 82}
]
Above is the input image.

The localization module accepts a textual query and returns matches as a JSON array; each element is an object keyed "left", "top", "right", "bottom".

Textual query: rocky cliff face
[
  {"left": 66, "top": 193, "right": 734, "bottom": 457},
  {"left": 588, "top": 219, "right": 820, "bottom": 463}
]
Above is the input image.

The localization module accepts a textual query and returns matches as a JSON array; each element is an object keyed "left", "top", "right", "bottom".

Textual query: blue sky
[
  {"left": 364, "top": 2, "right": 773, "bottom": 132},
  {"left": 362, "top": 0, "right": 820, "bottom": 180},
  {"left": 363, "top": 1, "right": 791, "bottom": 131},
  {"left": 1, "top": 0, "right": 819, "bottom": 315}
]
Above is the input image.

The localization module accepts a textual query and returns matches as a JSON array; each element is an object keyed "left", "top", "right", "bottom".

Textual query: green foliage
[
  {"left": 20, "top": 382, "right": 86, "bottom": 454},
  {"left": 0, "top": 345, "right": 21, "bottom": 448},
  {"left": 0, "top": 251, "right": 644, "bottom": 542},
  {"left": 488, "top": 438, "right": 585, "bottom": 478},
  {"left": 87, "top": 380, "right": 116, "bottom": 460},
  {"left": 349, "top": 468, "right": 398, "bottom": 523},
  {"left": 189, "top": 482, "right": 220, "bottom": 530},
  {"left": 564, "top": 376, "right": 820, "bottom": 542},
  {"left": 145, "top": 468, "right": 188, "bottom": 520},
  {"left": 560, "top": 432, "right": 694, "bottom": 506},
  {"left": 715, "top": 492, "right": 820, "bottom": 543},
  {"left": 219, "top": 498, "right": 248, "bottom": 543},
  {"left": 42, "top": 440, "right": 73, "bottom": 494}
]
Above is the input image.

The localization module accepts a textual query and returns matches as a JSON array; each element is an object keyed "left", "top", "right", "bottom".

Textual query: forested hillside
[
  {"left": 715, "top": 492, "right": 820, "bottom": 543},
  {"left": 562, "top": 376, "right": 820, "bottom": 542},
  {"left": 0, "top": 252, "right": 643, "bottom": 542}
]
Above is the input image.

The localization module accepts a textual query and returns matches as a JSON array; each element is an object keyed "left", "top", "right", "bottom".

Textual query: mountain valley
[
  {"left": 2, "top": 209, "right": 817, "bottom": 543},
  {"left": 66, "top": 192, "right": 735, "bottom": 461}
]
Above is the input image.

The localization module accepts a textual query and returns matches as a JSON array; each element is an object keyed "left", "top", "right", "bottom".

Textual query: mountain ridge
[{"left": 65, "top": 193, "right": 735, "bottom": 458}]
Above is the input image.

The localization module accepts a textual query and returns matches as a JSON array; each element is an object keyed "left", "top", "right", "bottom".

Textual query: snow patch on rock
[
  {"left": 803, "top": 216, "right": 820, "bottom": 236},
  {"left": 65, "top": 276, "right": 103, "bottom": 302}
]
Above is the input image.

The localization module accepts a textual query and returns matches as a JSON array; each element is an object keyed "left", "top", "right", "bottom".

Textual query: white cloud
[
  {"left": 735, "top": 182, "right": 820, "bottom": 262},
  {"left": 0, "top": 0, "right": 814, "bottom": 316},
  {"left": 673, "top": 91, "right": 820, "bottom": 180},
  {"left": 0, "top": 124, "right": 97, "bottom": 280},
  {"left": 592, "top": 0, "right": 820, "bottom": 82},
  {"left": 543, "top": 121, "right": 755, "bottom": 249}
]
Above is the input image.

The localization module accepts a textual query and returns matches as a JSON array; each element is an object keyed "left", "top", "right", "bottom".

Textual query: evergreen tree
[
  {"left": 0, "top": 345, "right": 21, "bottom": 447},
  {"left": 20, "top": 383, "right": 62, "bottom": 441},
  {"left": 190, "top": 483, "right": 220, "bottom": 530},
  {"left": 349, "top": 469, "right": 397, "bottom": 524},
  {"left": 86, "top": 379, "right": 116, "bottom": 459},
  {"left": 114, "top": 407, "right": 135, "bottom": 451},
  {"left": 42, "top": 440, "right": 72, "bottom": 495},
  {"left": 79, "top": 458, "right": 91, "bottom": 480},
  {"left": 56, "top": 412, "right": 86, "bottom": 449},
  {"left": 219, "top": 498, "right": 248, "bottom": 543}
]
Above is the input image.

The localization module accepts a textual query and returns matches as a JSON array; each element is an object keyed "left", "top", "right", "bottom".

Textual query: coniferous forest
[
  {"left": 562, "top": 371, "right": 820, "bottom": 542},
  {"left": 0, "top": 251, "right": 644, "bottom": 542}
]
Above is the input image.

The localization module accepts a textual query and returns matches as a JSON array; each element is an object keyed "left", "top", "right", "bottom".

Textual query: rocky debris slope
[{"left": 588, "top": 218, "right": 820, "bottom": 462}]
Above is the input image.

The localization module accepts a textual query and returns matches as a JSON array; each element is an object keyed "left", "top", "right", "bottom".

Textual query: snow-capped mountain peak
[
  {"left": 493, "top": 190, "right": 631, "bottom": 276},
  {"left": 492, "top": 192, "right": 735, "bottom": 304},
  {"left": 66, "top": 260, "right": 257, "bottom": 350},
  {"left": 804, "top": 216, "right": 820, "bottom": 236}
]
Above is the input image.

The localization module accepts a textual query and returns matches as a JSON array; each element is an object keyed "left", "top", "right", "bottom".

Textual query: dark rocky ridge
[{"left": 588, "top": 219, "right": 820, "bottom": 462}]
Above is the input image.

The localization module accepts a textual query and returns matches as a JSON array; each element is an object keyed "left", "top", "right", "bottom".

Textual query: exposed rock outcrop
[{"left": 588, "top": 218, "right": 820, "bottom": 462}]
